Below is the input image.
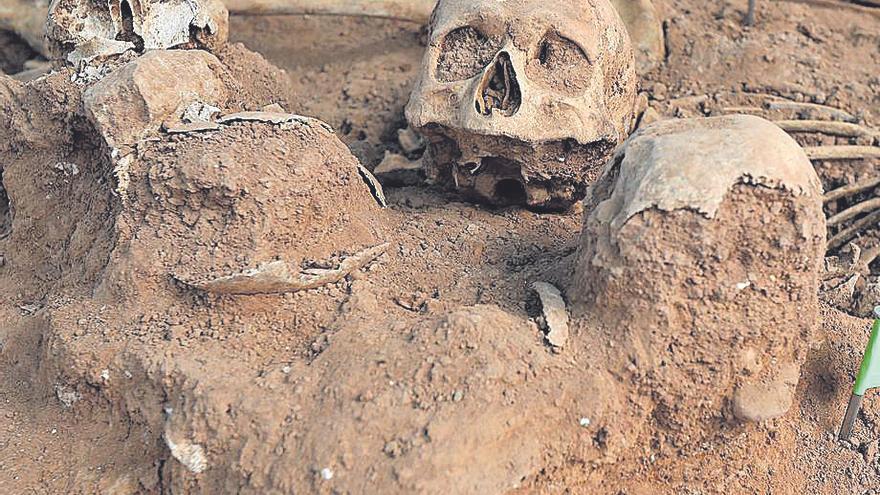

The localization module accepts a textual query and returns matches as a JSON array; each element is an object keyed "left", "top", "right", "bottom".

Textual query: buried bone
[
  {"left": 572, "top": 115, "right": 825, "bottom": 429},
  {"left": 216, "top": 111, "right": 334, "bottom": 132},
  {"left": 405, "top": 0, "right": 639, "bottom": 211},
  {"left": 83, "top": 49, "right": 229, "bottom": 149},
  {"left": 45, "top": 0, "right": 228, "bottom": 63},
  {"left": 531, "top": 282, "right": 569, "bottom": 349},
  {"left": 179, "top": 243, "right": 389, "bottom": 295}
]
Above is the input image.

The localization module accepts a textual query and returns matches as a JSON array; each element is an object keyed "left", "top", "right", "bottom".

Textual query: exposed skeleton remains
[
  {"left": 406, "top": 0, "right": 639, "bottom": 210},
  {"left": 45, "top": 0, "right": 228, "bottom": 63},
  {"left": 573, "top": 115, "right": 825, "bottom": 429}
]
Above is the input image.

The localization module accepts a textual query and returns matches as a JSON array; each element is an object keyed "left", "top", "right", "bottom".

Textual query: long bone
[
  {"left": 0, "top": 0, "right": 435, "bottom": 57},
  {"left": 224, "top": 0, "right": 434, "bottom": 21}
]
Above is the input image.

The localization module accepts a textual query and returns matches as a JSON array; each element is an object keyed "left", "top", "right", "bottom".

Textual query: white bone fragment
[
  {"left": 183, "top": 243, "right": 389, "bottom": 295},
  {"left": 532, "top": 281, "right": 569, "bottom": 349},
  {"left": 357, "top": 164, "right": 388, "bottom": 207},
  {"left": 216, "top": 111, "right": 333, "bottom": 132}
]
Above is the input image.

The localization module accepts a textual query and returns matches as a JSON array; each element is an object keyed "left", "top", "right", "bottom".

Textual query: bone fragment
[
  {"left": 184, "top": 243, "right": 389, "bottom": 295},
  {"left": 374, "top": 151, "right": 423, "bottom": 186},
  {"left": 223, "top": 0, "right": 435, "bottom": 21},
  {"left": 824, "top": 176, "right": 880, "bottom": 203},
  {"left": 397, "top": 126, "right": 425, "bottom": 154},
  {"left": 828, "top": 210, "right": 880, "bottom": 252},
  {"left": 164, "top": 121, "right": 221, "bottom": 134},
  {"left": 164, "top": 429, "right": 208, "bottom": 474},
  {"left": 775, "top": 120, "right": 880, "bottom": 141},
  {"left": 357, "top": 164, "right": 387, "bottom": 207},
  {"left": 823, "top": 242, "right": 862, "bottom": 280},
  {"left": 805, "top": 146, "right": 880, "bottom": 161},
  {"left": 824, "top": 273, "right": 860, "bottom": 309},
  {"left": 827, "top": 198, "right": 880, "bottom": 228},
  {"left": 531, "top": 282, "right": 569, "bottom": 349},
  {"left": 216, "top": 111, "right": 333, "bottom": 131},
  {"left": 765, "top": 100, "right": 859, "bottom": 123}
]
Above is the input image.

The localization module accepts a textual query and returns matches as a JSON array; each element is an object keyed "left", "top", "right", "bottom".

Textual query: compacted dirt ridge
[{"left": 0, "top": 0, "right": 879, "bottom": 493}]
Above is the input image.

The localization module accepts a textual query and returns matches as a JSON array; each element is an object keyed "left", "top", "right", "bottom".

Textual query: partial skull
[
  {"left": 405, "top": 0, "right": 639, "bottom": 211},
  {"left": 572, "top": 115, "right": 825, "bottom": 435},
  {"left": 46, "top": 0, "right": 228, "bottom": 64}
]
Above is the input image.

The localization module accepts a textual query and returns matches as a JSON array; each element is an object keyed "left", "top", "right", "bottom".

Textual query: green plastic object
[{"left": 854, "top": 306, "right": 880, "bottom": 396}]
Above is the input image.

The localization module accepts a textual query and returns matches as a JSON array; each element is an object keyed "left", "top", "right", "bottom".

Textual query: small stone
[
  {"left": 733, "top": 364, "right": 799, "bottom": 422},
  {"left": 384, "top": 440, "right": 402, "bottom": 458},
  {"left": 320, "top": 467, "right": 334, "bottom": 480},
  {"left": 651, "top": 82, "right": 668, "bottom": 101},
  {"left": 579, "top": 417, "right": 591, "bottom": 427},
  {"left": 452, "top": 390, "right": 464, "bottom": 402}
]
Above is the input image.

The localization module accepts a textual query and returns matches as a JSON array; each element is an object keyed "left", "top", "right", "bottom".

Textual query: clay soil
[{"left": 1, "top": 0, "right": 880, "bottom": 493}]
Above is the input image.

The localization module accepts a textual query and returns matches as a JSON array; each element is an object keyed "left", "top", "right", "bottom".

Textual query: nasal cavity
[{"left": 475, "top": 52, "right": 521, "bottom": 117}]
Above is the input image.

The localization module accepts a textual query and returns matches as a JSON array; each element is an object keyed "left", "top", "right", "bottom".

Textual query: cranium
[
  {"left": 405, "top": 0, "right": 638, "bottom": 211},
  {"left": 46, "top": 0, "right": 228, "bottom": 64},
  {"left": 572, "top": 115, "right": 825, "bottom": 435}
]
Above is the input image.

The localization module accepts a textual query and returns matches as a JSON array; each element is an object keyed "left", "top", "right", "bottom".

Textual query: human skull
[
  {"left": 572, "top": 115, "right": 824, "bottom": 434},
  {"left": 46, "top": 0, "right": 228, "bottom": 64},
  {"left": 405, "top": 0, "right": 638, "bottom": 211}
]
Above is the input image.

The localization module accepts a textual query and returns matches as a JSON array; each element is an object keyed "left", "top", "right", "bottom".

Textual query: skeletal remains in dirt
[
  {"left": 45, "top": 0, "right": 228, "bottom": 63},
  {"left": 406, "top": 0, "right": 639, "bottom": 210},
  {"left": 0, "top": 0, "right": 840, "bottom": 491}
]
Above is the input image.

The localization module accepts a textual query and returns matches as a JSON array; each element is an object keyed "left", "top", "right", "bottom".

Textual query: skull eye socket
[
  {"left": 436, "top": 26, "right": 502, "bottom": 83},
  {"left": 527, "top": 32, "right": 592, "bottom": 95}
]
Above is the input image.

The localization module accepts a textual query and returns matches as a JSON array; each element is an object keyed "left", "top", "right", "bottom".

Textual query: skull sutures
[{"left": 406, "top": 0, "right": 639, "bottom": 210}]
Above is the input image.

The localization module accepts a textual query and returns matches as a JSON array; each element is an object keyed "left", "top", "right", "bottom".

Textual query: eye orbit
[{"left": 435, "top": 26, "right": 502, "bottom": 82}]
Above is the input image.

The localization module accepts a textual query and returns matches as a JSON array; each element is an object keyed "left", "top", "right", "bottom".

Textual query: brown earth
[{"left": 1, "top": 0, "right": 880, "bottom": 493}]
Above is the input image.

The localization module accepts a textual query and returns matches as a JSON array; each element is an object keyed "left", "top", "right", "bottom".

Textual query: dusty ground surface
[{"left": 1, "top": 0, "right": 880, "bottom": 493}]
